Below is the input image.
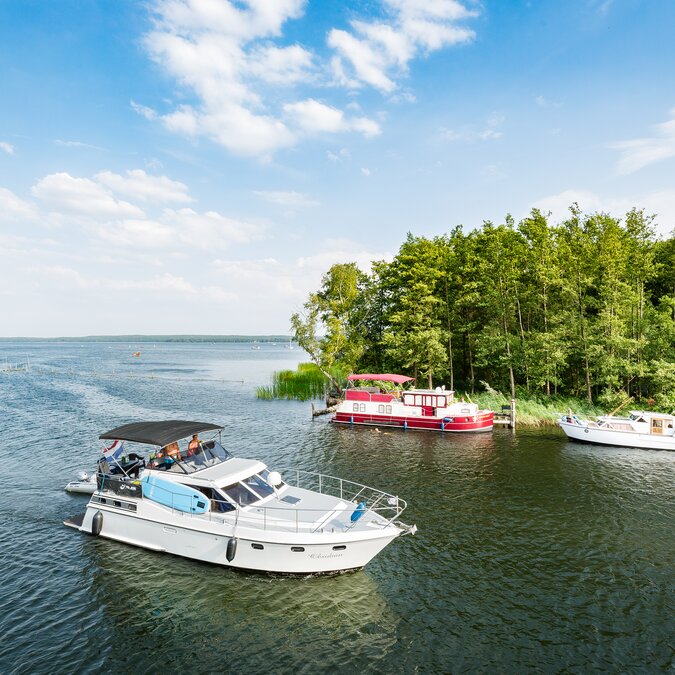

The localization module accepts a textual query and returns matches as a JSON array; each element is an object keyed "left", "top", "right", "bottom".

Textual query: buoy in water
[
  {"left": 92, "top": 511, "right": 103, "bottom": 536},
  {"left": 226, "top": 537, "right": 237, "bottom": 562}
]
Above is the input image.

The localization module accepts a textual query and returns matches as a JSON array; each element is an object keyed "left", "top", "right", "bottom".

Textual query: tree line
[{"left": 292, "top": 206, "right": 675, "bottom": 410}]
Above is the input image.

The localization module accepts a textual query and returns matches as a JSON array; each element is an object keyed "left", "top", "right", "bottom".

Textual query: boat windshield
[{"left": 150, "top": 440, "right": 233, "bottom": 475}]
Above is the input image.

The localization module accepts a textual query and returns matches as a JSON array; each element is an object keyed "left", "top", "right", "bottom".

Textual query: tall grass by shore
[
  {"left": 470, "top": 391, "right": 607, "bottom": 427},
  {"left": 256, "top": 363, "right": 343, "bottom": 401}
]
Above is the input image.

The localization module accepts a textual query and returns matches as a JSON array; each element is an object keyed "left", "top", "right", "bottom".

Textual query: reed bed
[
  {"left": 256, "top": 363, "right": 343, "bottom": 401},
  {"left": 469, "top": 391, "right": 607, "bottom": 427}
]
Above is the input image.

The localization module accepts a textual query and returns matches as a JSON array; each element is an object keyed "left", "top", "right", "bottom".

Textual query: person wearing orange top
[{"left": 187, "top": 434, "right": 200, "bottom": 456}]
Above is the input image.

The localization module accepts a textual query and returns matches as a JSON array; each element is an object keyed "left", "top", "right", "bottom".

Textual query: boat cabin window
[
  {"left": 402, "top": 393, "right": 447, "bottom": 408},
  {"left": 220, "top": 471, "right": 279, "bottom": 506},
  {"left": 242, "top": 474, "right": 275, "bottom": 500},
  {"left": 222, "top": 482, "right": 260, "bottom": 506}
]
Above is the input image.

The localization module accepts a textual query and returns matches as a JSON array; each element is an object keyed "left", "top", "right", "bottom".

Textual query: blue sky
[{"left": 1, "top": 0, "right": 674, "bottom": 336}]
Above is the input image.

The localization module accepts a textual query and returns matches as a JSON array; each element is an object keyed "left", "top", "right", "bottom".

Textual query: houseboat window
[
  {"left": 415, "top": 395, "right": 422, "bottom": 406},
  {"left": 386, "top": 405, "right": 392, "bottom": 414},
  {"left": 353, "top": 403, "right": 359, "bottom": 412},
  {"left": 437, "top": 397, "right": 446, "bottom": 407},
  {"left": 222, "top": 482, "right": 260, "bottom": 506},
  {"left": 359, "top": 403, "right": 366, "bottom": 412},
  {"left": 378, "top": 404, "right": 385, "bottom": 413},
  {"left": 242, "top": 474, "right": 275, "bottom": 499},
  {"left": 424, "top": 396, "right": 432, "bottom": 406},
  {"left": 403, "top": 394, "right": 413, "bottom": 405}
]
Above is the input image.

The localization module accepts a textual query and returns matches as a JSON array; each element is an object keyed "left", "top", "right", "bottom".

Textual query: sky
[{"left": 1, "top": 0, "right": 674, "bottom": 337}]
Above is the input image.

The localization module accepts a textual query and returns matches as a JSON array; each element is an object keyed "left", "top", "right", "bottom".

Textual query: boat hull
[
  {"left": 333, "top": 411, "right": 493, "bottom": 433},
  {"left": 76, "top": 501, "right": 402, "bottom": 574},
  {"left": 559, "top": 420, "right": 675, "bottom": 451}
]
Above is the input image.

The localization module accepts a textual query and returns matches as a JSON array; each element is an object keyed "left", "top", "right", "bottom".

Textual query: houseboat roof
[
  {"left": 348, "top": 373, "right": 414, "bottom": 384},
  {"left": 99, "top": 420, "right": 223, "bottom": 447}
]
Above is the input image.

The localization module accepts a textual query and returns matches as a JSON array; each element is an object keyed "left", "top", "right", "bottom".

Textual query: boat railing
[
  {"left": 95, "top": 469, "right": 409, "bottom": 533},
  {"left": 277, "top": 468, "right": 407, "bottom": 524}
]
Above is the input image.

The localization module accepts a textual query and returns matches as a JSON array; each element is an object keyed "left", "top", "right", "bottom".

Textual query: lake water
[{"left": 0, "top": 342, "right": 673, "bottom": 673}]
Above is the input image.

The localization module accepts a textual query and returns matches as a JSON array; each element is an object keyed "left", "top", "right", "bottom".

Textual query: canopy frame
[
  {"left": 99, "top": 420, "right": 223, "bottom": 447},
  {"left": 347, "top": 373, "right": 413, "bottom": 385}
]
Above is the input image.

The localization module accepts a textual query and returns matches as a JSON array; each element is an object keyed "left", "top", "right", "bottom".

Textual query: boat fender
[
  {"left": 226, "top": 537, "right": 237, "bottom": 562},
  {"left": 351, "top": 501, "right": 367, "bottom": 523},
  {"left": 92, "top": 510, "right": 103, "bottom": 536}
]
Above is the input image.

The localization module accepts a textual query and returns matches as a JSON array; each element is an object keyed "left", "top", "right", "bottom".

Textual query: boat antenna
[{"left": 607, "top": 396, "right": 633, "bottom": 417}]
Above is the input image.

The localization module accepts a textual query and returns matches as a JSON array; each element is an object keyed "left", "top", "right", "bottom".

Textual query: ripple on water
[{"left": 0, "top": 343, "right": 674, "bottom": 673}]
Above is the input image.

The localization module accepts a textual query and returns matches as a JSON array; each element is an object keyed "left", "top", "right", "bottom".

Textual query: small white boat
[
  {"left": 65, "top": 471, "right": 98, "bottom": 494},
  {"left": 559, "top": 410, "right": 675, "bottom": 451},
  {"left": 65, "top": 420, "right": 416, "bottom": 574}
]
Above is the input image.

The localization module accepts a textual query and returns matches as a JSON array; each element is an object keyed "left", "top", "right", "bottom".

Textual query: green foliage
[
  {"left": 289, "top": 205, "right": 675, "bottom": 412},
  {"left": 256, "top": 363, "right": 345, "bottom": 401}
]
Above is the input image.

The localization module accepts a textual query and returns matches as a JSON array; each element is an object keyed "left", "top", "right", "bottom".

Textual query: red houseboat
[{"left": 332, "top": 374, "right": 494, "bottom": 433}]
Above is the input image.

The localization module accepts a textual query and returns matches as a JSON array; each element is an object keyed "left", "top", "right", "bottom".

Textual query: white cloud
[
  {"left": 163, "top": 207, "right": 264, "bottom": 248},
  {"left": 0, "top": 141, "right": 15, "bottom": 155},
  {"left": 296, "top": 238, "right": 391, "bottom": 273},
  {"left": 246, "top": 44, "right": 315, "bottom": 84},
  {"left": 108, "top": 272, "right": 197, "bottom": 294},
  {"left": 54, "top": 139, "right": 105, "bottom": 151},
  {"left": 0, "top": 187, "right": 37, "bottom": 220},
  {"left": 138, "top": 0, "right": 476, "bottom": 157},
  {"left": 283, "top": 99, "right": 380, "bottom": 137},
  {"left": 141, "top": 0, "right": 308, "bottom": 157},
  {"left": 94, "top": 218, "right": 176, "bottom": 249},
  {"left": 535, "top": 95, "right": 563, "bottom": 109},
  {"left": 530, "top": 188, "right": 675, "bottom": 236},
  {"left": 327, "top": 147, "right": 351, "bottom": 162},
  {"left": 329, "top": 0, "right": 476, "bottom": 93},
  {"left": 95, "top": 169, "right": 193, "bottom": 204},
  {"left": 612, "top": 109, "right": 675, "bottom": 175},
  {"left": 253, "top": 190, "right": 319, "bottom": 207},
  {"left": 361, "top": 167, "right": 371, "bottom": 176},
  {"left": 440, "top": 112, "right": 504, "bottom": 142},
  {"left": 130, "top": 100, "right": 158, "bottom": 121},
  {"left": 32, "top": 173, "right": 144, "bottom": 219}
]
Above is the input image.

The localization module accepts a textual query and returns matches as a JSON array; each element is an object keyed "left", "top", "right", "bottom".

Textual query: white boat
[
  {"left": 65, "top": 471, "right": 97, "bottom": 494},
  {"left": 64, "top": 420, "right": 416, "bottom": 574},
  {"left": 559, "top": 410, "right": 675, "bottom": 450}
]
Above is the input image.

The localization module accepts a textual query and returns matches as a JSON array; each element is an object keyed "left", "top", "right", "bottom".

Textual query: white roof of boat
[
  {"left": 629, "top": 410, "right": 675, "bottom": 419},
  {"left": 191, "top": 457, "right": 267, "bottom": 486}
]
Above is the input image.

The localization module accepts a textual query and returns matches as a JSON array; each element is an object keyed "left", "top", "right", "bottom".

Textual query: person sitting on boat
[
  {"left": 163, "top": 441, "right": 181, "bottom": 462},
  {"left": 187, "top": 434, "right": 200, "bottom": 456}
]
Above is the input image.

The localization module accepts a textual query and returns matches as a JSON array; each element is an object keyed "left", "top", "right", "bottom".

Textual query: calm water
[{"left": 0, "top": 343, "right": 673, "bottom": 673}]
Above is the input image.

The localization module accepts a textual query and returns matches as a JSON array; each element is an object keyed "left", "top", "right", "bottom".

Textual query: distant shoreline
[{"left": 0, "top": 335, "right": 292, "bottom": 343}]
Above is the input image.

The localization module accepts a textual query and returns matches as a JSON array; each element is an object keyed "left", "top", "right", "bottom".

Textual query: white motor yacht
[
  {"left": 559, "top": 410, "right": 675, "bottom": 450},
  {"left": 64, "top": 420, "right": 416, "bottom": 574}
]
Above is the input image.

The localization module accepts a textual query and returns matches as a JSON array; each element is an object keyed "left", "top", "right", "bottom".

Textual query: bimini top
[
  {"left": 99, "top": 420, "right": 223, "bottom": 447},
  {"left": 347, "top": 373, "right": 414, "bottom": 384}
]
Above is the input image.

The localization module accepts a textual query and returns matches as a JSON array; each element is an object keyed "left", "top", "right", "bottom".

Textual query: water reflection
[{"left": 87, "top": 539, "right": 398, "bottom": 673}]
